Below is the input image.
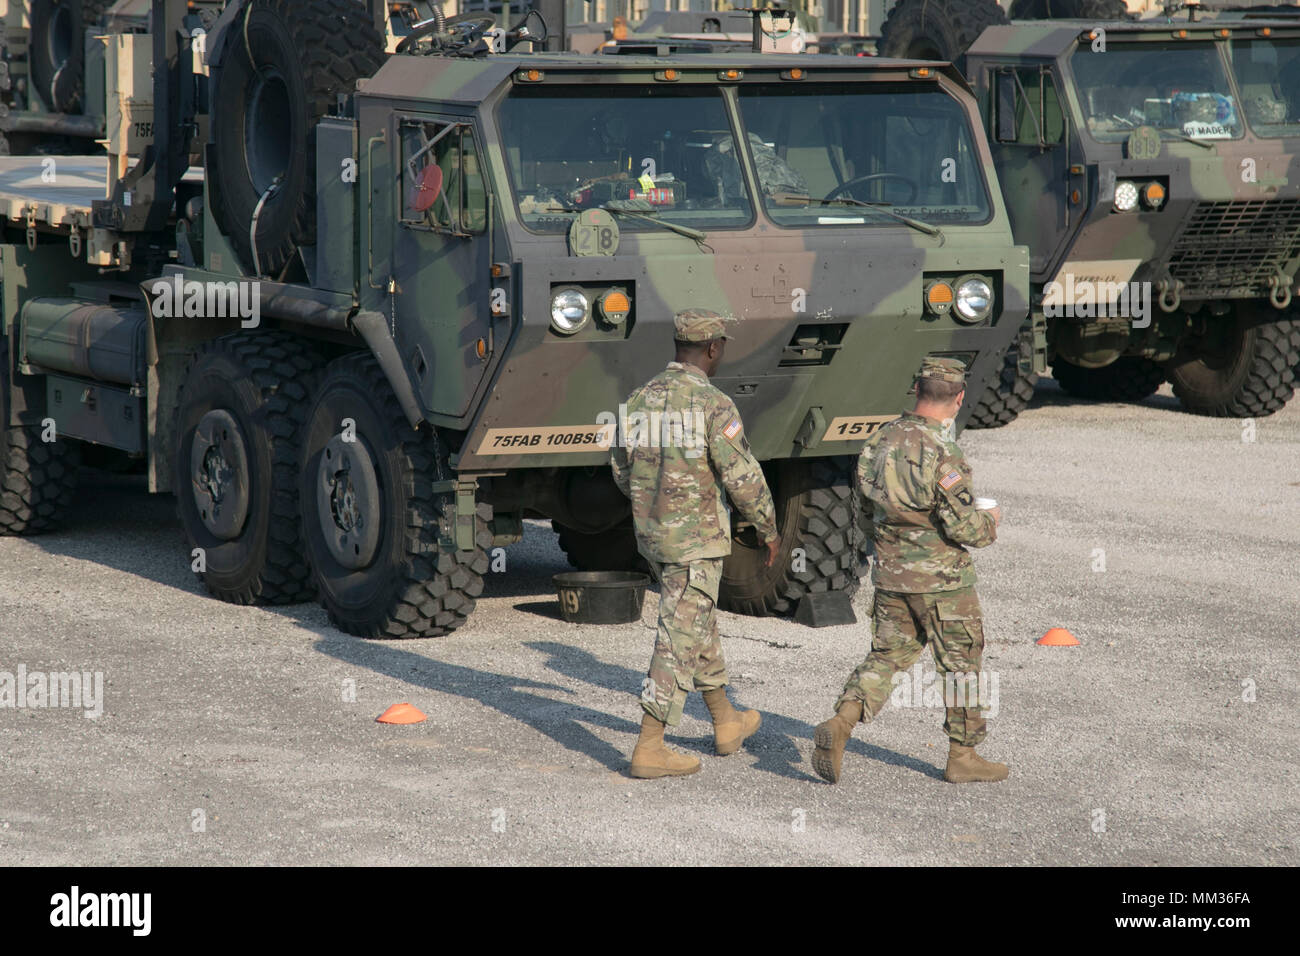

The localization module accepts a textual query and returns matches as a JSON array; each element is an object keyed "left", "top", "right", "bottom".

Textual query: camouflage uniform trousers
[
  {"left": 641, "top": 557, "right": 727, "bottom": 726},
  {"left": 835, "top": 585, "right": 989, "bottom": 747}
]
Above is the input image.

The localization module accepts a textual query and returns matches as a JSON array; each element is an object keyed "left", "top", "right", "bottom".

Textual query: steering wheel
[
  {"left": 824, "top": 173, "right": 919, "bottom": 205},
  {"left": 396, "top": 12, "right": 496, "bottom": 54}
]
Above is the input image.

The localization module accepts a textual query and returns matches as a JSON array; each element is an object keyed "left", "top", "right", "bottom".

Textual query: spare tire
[
  {"left": 29, "top": 0, "right": 109, "bottom": 114},
  {"left": 1008, "top": 0, "right": 1130, "bottom": 20},
  {"left": 209, "top": 0, "right": 384, "bottom": 277},
  {"left": 878, "top": 0, "right": 1008, "bottom": 63}
]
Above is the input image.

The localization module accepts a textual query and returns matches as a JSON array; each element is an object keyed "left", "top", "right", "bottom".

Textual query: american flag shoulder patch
[
  {"left": 723, "top": 418, "right": 743, "bottom": 440},
  {"left": 938, "top": 470, "right": 963, "bottom": 490}
]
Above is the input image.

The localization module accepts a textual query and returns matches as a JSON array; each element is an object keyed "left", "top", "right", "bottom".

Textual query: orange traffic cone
[
  {"left": 376, "top": 702, "right": 427, "bottom": 724},
  {"left": 1037, "top": 627, "right": 1080, "bottom": 646}
]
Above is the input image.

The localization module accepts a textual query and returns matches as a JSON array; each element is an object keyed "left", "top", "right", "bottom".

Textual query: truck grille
[{"left": 1168, "top": 200, "right": 1300, "bottom": 297}]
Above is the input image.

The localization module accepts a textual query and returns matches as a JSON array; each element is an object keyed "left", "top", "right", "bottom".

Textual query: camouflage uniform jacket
[
  {"left": 611, "top": 362, "right": 778, "bottom": 563},
  {"left": 858, "top": 413, "right": 996, "bottom": 593}
]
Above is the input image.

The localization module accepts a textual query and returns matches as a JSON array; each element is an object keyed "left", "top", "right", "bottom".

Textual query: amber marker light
[
  {"left": 656, "top": 69, "right": 680, "bottom": 81},
  {"left": 718, "top": 69, "right": 743, "bottom": 81},
  {"left": 476, "top": 338, "right": 487, "bottom": 359},
  {"left": 781, "top": 68, "right": 805, "bottom": 80},
  {"left": 925, "top": 280, "right": 954, "bottom": 315},
  {"left": 599, "top": 288, "right": 631, "bottom": 326},
  {"left": 1143, "top": 181, "right": 1166, "bottom": 208}
]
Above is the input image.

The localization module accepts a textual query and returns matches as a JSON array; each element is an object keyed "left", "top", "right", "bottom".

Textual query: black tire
[
  {"left": 553, "top": 518, "right": 649, "bottom": 574},
  {"left": 29, "top": 0, "right": 109, "bottom": 114},
  {"left": 1008, "top": 0, "right": 1129, "bottom": 19},
  {"left": 0, "top": 338, "right": 78, "bottom": 534},
  {"left": 300, "top": 353, "right": 491, "bottom": 639},
  {"left": 1052, "top": 355, "right": 1166, "bottom": 402},
  {"left": 719, "top": 456, "right": 864, "bottom": 617},
  {"left": 208, "top": 0, "right": 384, "bottom": 277},
  {"left": 1168, "top": 313, "right": 1300, "bottom": 417},
  {"left": 174, "top": 331, "right": 323, "bottom": 605},
  {"left": 967, "top": 320, "right": 1038, "bottom": 428},
  {"left": 878, "top": 0, "right": 1008, "bottom": 63}
]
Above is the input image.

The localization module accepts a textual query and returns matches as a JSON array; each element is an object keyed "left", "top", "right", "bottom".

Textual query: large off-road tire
[
  {"left": 719, "top": 456, "right": 864, "bottom": 617},
  {"left": 173, "top": 331, "right": 324, "bottom": 605},
  {"left": 967, "top": 320, "right": 1038, "bottom": 428},
  {"left": 1008, "top": 0, "right": 1129, "bottom": 20},
  {"left": 0, "top": 339, "right": 79, "bottom": 534},
  {"left": 300, "top": 353, "right": 492, "bottom": 639},
  {"left": 553, "top": 518, "right": 649, "bottom": 574},
  {"left": 209, "top": 0, "right": 384, "bottom": 277},
  {"left": 1052, "top": 355, "right": 1167, "bottom": 402},
  {"left": 878, "top": 0, "right": 1008, "bottom": 62},
  {"left": 1168, "top": 313, "right": 1300, "bottom": 418},
  {"left": 29, "top": 0, "right": 109, "bottom": 114}
]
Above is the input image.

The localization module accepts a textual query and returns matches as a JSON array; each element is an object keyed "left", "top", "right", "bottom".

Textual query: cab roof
[
  {"left": 968, "top": 18, "right": 1300, "bottom": 59},
  {"left": 358, "top": 51, "right": 965, "bottom": 106}
]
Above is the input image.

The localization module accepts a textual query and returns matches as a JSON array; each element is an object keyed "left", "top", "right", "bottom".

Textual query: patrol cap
[
  {"left": 674, "top": 308, "right": 732, "bottom": 343},
  {"left": 915, "top": 356, "right": 968, "bottom": 386}
]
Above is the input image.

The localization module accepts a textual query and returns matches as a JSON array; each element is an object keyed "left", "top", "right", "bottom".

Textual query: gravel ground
[{"left": 1, "top": 379, "right": 1297, "bottom": 866}]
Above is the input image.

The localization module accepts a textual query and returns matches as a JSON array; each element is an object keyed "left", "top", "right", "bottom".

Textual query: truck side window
[
  {"left": 401, "top": 120, "right": 487, "bottom": 236},
  {"left": 996, "top": 68, "right": 1064, "bottom": 146}
]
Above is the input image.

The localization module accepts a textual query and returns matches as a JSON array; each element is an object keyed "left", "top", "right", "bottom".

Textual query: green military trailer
[
  {"left": 878, "top": 0, "right": 1300, "bottom": 424},
  {"left": 0, "top": 0, "right": 1029, "bottom": 638}
]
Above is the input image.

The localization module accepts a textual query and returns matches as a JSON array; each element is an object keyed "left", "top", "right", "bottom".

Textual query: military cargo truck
[
  {"left": 0, "top": 0, "right": 1029, "bottom": 638},
  {"left": 879, "top": 0, "right": 1300, "bottom": 424}
]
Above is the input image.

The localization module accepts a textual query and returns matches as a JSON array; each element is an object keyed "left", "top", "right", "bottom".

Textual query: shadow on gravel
[
  {"left": 1025, "top": 378, "right": 1181, "bottom": 414},
  {"left": 314, "top": 632, "right": 639, "bottom": 773},
  {"left": 525, "top": 641, "right": 944, "bottom": 784}
]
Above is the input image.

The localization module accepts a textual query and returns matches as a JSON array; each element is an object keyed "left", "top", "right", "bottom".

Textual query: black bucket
[{"left": 553, "top": 571, "right": 651, "bottom": 625}]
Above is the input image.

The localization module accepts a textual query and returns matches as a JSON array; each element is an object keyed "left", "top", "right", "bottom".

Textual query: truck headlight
[
  {"left": 1114, "top": 180, "right": 1140, "bottom": 212},
  {"left": 550, "top": 289, "right": 589, "bottom": 334},
  {"left": 954, "top": 276, "right": 993, "bottom": 323}
]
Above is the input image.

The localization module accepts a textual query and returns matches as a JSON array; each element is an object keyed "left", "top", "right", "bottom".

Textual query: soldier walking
[
  {"left": 812, "top": 357, "right": 1009, "bottom": 784},
  {"left": 611, "top": 309, "right": 781, "bottom": 779}
]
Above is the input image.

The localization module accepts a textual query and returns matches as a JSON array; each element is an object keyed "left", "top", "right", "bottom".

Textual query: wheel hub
[
  {"left": 316, "top": 433, "right": 382, "bottom": 570},
  {"left": 190, "top": 409, "right": 251, "bottom": 540}
]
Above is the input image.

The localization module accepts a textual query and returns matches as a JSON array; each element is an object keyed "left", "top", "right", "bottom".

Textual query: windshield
[
  {"left": 1229, "top": 37, "right": 1300, "bottom": 137},
  {"left": 1071, "top": 42, "right": 1242, "bottom": 141},
  {"left": 497, "top": 86, "right": 753, "bottom": 232},
  {"left": 735, "top": 84, "right": 991, "bottom": 225}
]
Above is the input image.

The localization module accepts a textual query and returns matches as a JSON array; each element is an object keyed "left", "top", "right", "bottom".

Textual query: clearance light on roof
[
  {"left": 910, "top": 67, "right": 933, "bottom": 78},
  {"left": 718, "top": 69, "right": 743, "bottom": 81},
  {"left": 781, "top": 68, "right": 805, "bottom": 80},
  {"left": 1259, "top": 27, "right": 1273, "bottom": 36},
  {"left": 613, "top": 15, "right": 628, "bottom": 40},
  {"left": 1173, "top": 29, "right": 1189, "bottom": 39},
  {"left": 655, "top": 68, "right": 680, "bottom": 81},
  {"left": 517, "top": 69, "right": 544, "bottom": 82}
]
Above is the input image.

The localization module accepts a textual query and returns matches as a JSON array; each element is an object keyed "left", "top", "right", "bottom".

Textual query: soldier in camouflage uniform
[
  {"left": 611, "top": 309, "right": 781, "bottom": 779},
  {"left": 812, "top": 357, "right": 1010, "bottom": 785}
]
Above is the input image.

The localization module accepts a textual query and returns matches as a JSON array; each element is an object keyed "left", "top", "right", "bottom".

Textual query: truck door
[
  {"left": 987, "top": 64, "right": 1078, "bottom": 281},
  {"left": 390, "top": 113, "right": 493, "bottom": 419}
]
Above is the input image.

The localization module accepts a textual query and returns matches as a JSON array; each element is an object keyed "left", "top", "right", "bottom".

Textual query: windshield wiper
[
  {"left": 1107, "top": 114, "right": 1213, "bottom": 150},
  {"left": 772, "top": 192, "right": 945, "bottom": 240},
  {"left": 546, "top": 201, "right": 709, "bottom": 243}
]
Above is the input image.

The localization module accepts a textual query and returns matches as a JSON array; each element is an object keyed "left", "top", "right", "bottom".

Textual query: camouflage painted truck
[
  {"left": 875, "top": 0, "right": 1300, "bottom": 425},
  {"left": 0, "top": 0, "right": 1029, "bottom": 638}
]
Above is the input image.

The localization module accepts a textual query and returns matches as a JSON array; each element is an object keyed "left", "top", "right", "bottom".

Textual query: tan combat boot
[
  {"left": 629, "top": 713, "right": 702, "bottom": 779},
  {"left": 943, "top": 742, "right": 1009, "bottom": 783},
  {"left": 812, "top": 700, "right": 862, "bottom": 784},
  {"left": 702, "top": 688, "right": 762, "bottom": 756}
]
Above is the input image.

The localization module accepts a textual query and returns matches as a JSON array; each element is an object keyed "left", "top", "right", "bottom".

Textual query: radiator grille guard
[{"left": 1167, "top": 200, "right": 1300, "bottom": 298}]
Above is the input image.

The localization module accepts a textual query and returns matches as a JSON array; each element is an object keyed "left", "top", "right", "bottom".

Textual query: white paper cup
[{"left": 974, "top": 497, "right": 997, "bottom": 511}]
